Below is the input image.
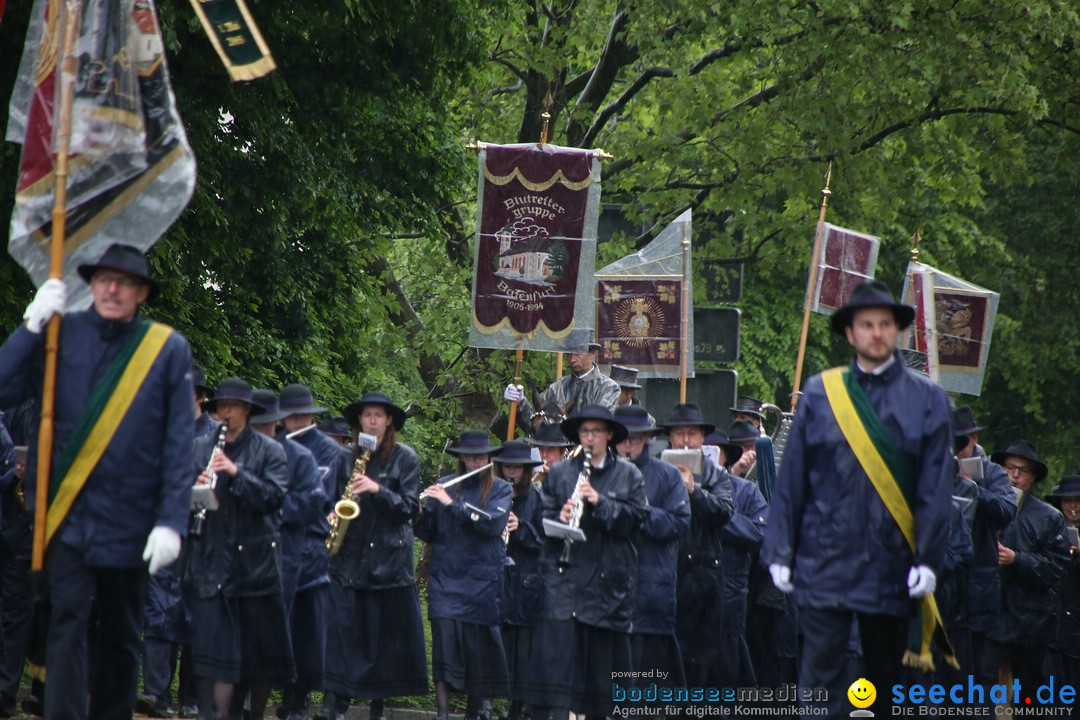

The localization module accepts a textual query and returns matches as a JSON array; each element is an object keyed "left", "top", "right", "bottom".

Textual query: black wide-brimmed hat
[
  {"left": 446, "top": 429, "right": 501, "bottom": 456},
  {"left": 703, "top": 430, "right": 744, "bottom": 467},
  {"left": 192, "top": 364, "right": 213, "bottom": 397},
  {"left": 610, "top": 365, "right": 642, "bottom": 389},
  {"left": 952, "top": 406, "right": 985, "bottom": 437},
  {"left": 829, "top": 280, "right": 916, "bottom": 335},
  {"left": 727, "top": 419, "right": 760, "bottom": 445},
  {"left": 1048, "top": 476, "right": 1080, "bottom": 499},
  {"left": 662, "top": 403, "right": 715, "bottom": 435},
  {"left": 278, "top": 384, "right": 328, "bottom": 416},
  {"left": 77, "top": 243, "right": 160, "bottom": 300},
  {"left": 564, "top": 331, "right": 603, "bottom": 354},
  {"left": 730, "top": 395, "right": 764, "bottom": 422},
  {"left": 526, "top": 421, "right": 575, "bottom": 448},
  {"left": 496, "top": 440, "right": 543, "bottom": 467},
  {"left": 205, "top": 377, "right": 264, "bottom": 415},
  {"left": 343, "top": 392, "right": 408, "bottom": 431},
  {"left": 249, "top": 389, "right": 291, "bottom": 425},
  {"left": 991, "top": 440, "right": 1049, "bottom": 482},
  {"left": 560, "top": 405, "right": 629, "bottom": 445},
  {"left": 613, "top": 404, "right": 659, "bottom": 434},
  {"left": 318, "top": 416, "right": 352, "bottom": 439}
]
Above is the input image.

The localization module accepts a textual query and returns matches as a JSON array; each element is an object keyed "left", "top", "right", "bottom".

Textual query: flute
[{"left": 419, "top": 463, "right": 494, "bottom": 500}]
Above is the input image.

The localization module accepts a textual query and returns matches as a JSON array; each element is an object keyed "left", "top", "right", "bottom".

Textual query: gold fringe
[
  {"left": 901, "top": 649, "right": 935, "bottom": 673},
  {"left": 225, "top": 55, "right": 277, "bottom": 82},
  {"left": 944, "top": 652, "right": 961, "bottom": 671},
  {"left": 27, "top": 662, "right": 46, "bottom": 682}
]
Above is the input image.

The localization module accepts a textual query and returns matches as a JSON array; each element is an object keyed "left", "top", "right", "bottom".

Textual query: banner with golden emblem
[{"left": 595, "top": 209, "right": 693, "bottom": 379}]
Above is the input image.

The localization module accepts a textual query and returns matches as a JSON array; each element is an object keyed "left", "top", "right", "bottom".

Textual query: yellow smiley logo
[{"left": 848, "top": 678, "right": 876, "bottom": 709}]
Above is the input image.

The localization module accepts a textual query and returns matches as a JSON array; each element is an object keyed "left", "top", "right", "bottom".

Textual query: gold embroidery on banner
[{"left": 483, "top": 164, "right": 593, "bottom": 192}]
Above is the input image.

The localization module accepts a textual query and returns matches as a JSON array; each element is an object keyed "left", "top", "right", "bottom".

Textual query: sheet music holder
[
  {"left": 190, "top": 485, "right": 219, "bottom": 512},
  {"left": 661, "top": 449, "right": 703, "bottom": 474},
  {"left": 464, "top": 503, "right": 492, "bottom": 522},
  {"left": 542, "top": 518, "right": 586, "bottom": 543}
]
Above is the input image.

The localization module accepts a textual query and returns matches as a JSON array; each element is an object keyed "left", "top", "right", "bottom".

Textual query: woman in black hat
[
  {"left": 415, "top": 431, "right": 511, "bottom": 720},
  {"left": 495, "top": 440, "right": 545, "bottom": 720},
  {"left": 321, "top": 393, "right": 427, "bottom": 720},
  {"left": 523, "top": 405, "right": 648, "bottom": 718}
]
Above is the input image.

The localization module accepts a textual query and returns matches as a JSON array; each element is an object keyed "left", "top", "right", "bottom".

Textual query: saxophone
[
  {"left": 557, "top": 447, "right": 592, "bottom": 569},
  {"left": 326, "top": 432, "right": 378, "bottom": 556}
]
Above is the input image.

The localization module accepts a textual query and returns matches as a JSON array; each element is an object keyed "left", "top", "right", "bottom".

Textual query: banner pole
[
  {"left": 506, "top": 343, "right": 525, "bottom": 441},
  {"left": 790, "top": 162, "right": 832, "bottom": 413},
  {"left": 555, "top": 352, "right": 563, "bottom": 380},
  {"left": 679, "top": 223, "right": 691, "bottom": 403},
  {"left": 32, "top": 0, "right": 81, "bottom": 573}
]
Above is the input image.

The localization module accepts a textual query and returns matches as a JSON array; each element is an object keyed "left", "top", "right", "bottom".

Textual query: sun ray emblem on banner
[{"left": 614, "top": 296, "right": 667, "bottom": 347}]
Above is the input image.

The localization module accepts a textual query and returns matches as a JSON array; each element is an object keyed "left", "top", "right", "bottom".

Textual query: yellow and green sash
[
  {"left": 822, "top": 364, "right": 958, "bottom": 672},
  {"left": 45, "top": 321, "right": 173, "bottom": 548}
]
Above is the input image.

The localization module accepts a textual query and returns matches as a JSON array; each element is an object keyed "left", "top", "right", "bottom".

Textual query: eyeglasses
[
  {"left": 578, "top": 427, "right": 609, "bottom": 436},
  {"left": 92, "top": 272, "right": 142, "bottom": 289},
  {"left": 1003, "top": 463, "right": 1034, "bottom": 476}
]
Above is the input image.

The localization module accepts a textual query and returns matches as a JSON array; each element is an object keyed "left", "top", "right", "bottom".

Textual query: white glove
[
  {"left": 769, "top": 563, "right": 794, "bottom": 593},
  {"left": 23, "top": 278, "right": 66, "bottom": 334},
  {"left": 503, "top": 383, "right": 525, "bottom": 403},
  {"left": 907, "top": 564, "right": 937, "bottom": 598},
  {"left": 142, "top": 526, "right": 182, "bottom": 576}
]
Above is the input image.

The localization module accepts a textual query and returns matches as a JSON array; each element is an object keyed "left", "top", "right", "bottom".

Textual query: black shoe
[
  {"left": 138, "top": 694, "right": 179, "bottom": 718},
  {"left": 21, "top": 695, "right": 44, "bottom": 717},
  {"left": 177, "top": 705, "right": 199, "bottom": 719}
]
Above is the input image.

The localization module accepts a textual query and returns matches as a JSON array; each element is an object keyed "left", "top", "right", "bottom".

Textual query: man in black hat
[
  {"left": 193, "top": 364, "right": 217, "bottom": 440},
  {"left": 525, "top": 421, "right": 574, "bottom": 475},
  {"left": 279, "top": 384, "right": 345, "bottom": 500},
  {"left": 987, "top": 440, "right": 1069, "bottom": 698},
  {"left": 730, "top": 396, "right": 766, "bottom": 432},
  {"left": 184, "top": 378, "right": 293, "bottom": 720},
  {"left": 950, "top": 406, "right": 1017, "bottom": 694},
  {"left": 663, "top": 402, "right": 735, "bottom": 687},
  {"left": 1046, "top": 476, "right": 1080, "bottom": 696},
  {"left": 613, "top": 404, "right": 690, "bottom": 689},
  {"left": 761, "top": 280, "right": 954, "bottom": 717},
  {"left": 249, "top": 390, "right": 330, "bottom": 720},
  {"left": 524, "top": 405, "right": 647, "bottom": 717},
  {"left": 0, "top": 243, "right": 195, "bottom": 720},
  {"left": 503, "top": 339, "right": 620, "bottom": 427}
]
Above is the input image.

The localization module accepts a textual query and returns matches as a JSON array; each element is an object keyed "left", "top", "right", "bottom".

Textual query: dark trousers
[
  {"left": 46, "top": 542, "right": 147, "bottom": 720},
  {"left": 985, "top": 640, "right": 1049, "bottom": 700},
  {"left": 798, "top": 606, "right": 908, "bottom": 718},
  {"left": 141, "top": 639, "right": 197, "bottom": 705},
  {"left": 0, "top": 510, "right": 32, "bottom": 700}
]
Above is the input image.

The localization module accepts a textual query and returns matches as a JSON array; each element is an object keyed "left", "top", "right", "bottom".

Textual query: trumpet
[
  {"left": 327, "top": 432, "right": 378, "bottom": 557},
  {"left": 191, "top": 422, "right": 228, "bottom": 538},
  {"left": 420, "top": 463, "right": 494, "bottom": 501}
]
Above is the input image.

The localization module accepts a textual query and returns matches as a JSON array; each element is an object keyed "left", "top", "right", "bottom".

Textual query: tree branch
[
  {"left": 580, "top": 66, "right": 674, "bottom": 147},
  {"left": 689, "top": 39, "right": 744, "bottom": 75}
]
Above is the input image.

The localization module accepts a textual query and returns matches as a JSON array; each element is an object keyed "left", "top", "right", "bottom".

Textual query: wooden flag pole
[
  {"left": 555, "top": 352, "right": 563, "bottom": 380},
  {"left": 506, "top": 343, "right": 525, "bottom": 441},
  {"left": 790, "top": 162, "right": 833, "bottom": 413},
  {"left": 33, "top": 0, "right": 82, "bottom": 572},
  {"left": 679, "top": 223, "right": 691, "bottom": 403}
]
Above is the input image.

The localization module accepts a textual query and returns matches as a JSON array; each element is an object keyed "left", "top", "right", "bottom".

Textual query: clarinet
[
  {"left": 558, "top": 447, "right": 592, "bottom": 569},
  {"left": 191, "top": 422, "right": 227, "bottom": 537}
]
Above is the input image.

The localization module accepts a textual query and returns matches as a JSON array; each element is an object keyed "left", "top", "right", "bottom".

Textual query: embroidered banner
[
  {"left": 595, "top": 209, "right": 693, "bottom": 379},
  {"left": 6, "top": 0, "right": 195, "bottom": 306},
  {"left": 188, "top": 0, "right": 276, "bottom": 81},
  {"left": 901, "top": 261, "right": 999, "bottom": 396},
  {"left": 470, "top": 143, "right": 601, "bottom": 352}
]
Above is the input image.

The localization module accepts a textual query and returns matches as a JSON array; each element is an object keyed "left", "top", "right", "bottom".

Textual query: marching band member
[
  {"left": 495, "top": 440, "right": 546, "bottom": 720},
  {"left": 524, "top": 405, "right": 647, "bottom": 719},
  {"left": 185, "top": 378, "right": 292, "bottom": 720},
  {"left": 613, "top": 405, "right": 690, "bottom": 688},
  {"left": 415, "top": 430, "right": 511, "bottom": 720},
  {"left": 321, "top": 393, "right": 427, "bottom": 720}
]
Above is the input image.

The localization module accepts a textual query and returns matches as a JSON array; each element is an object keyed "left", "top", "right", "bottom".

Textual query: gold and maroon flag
[
  {"left": 809, "top": 223, "right": 880, "bottom": 315},
  {"left": 595, "top": 209, "right": 693, "bottom": 378},
  {"left": 6, "top": 0, "right": 196, "bottom": 307},
  {"left": 470, "top": 143, "right": 601, "bottom": 352}
]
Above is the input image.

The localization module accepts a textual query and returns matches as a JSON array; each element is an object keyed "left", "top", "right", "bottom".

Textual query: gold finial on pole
[
  {"left": 910, "top": 228, "right": 922, "bottom": 264},
  {"left": 539, "top": 90, "right": 554, "bottom": 147}
]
